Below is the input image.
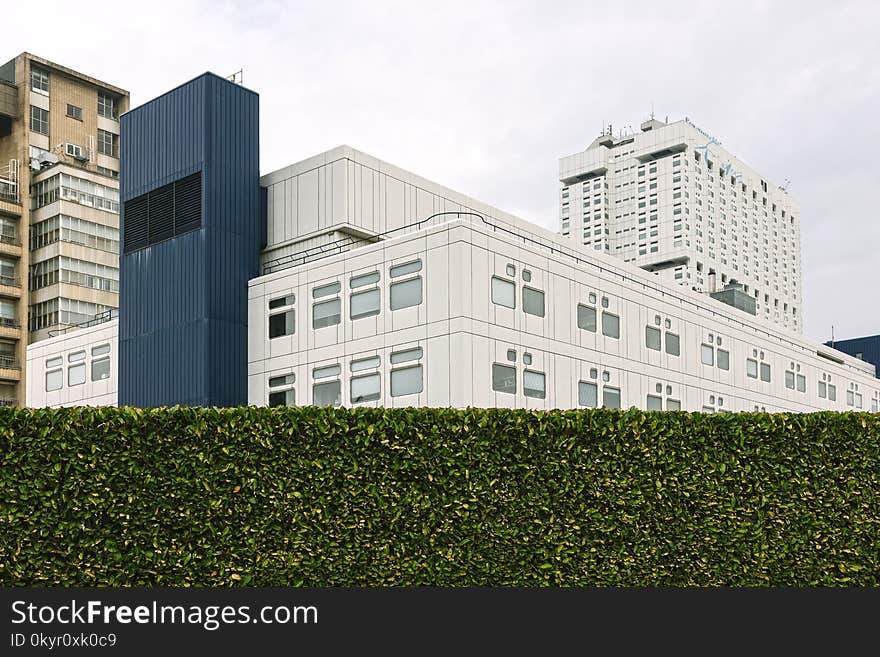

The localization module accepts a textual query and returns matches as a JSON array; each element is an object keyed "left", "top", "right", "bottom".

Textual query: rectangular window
[
  {"left": 390, "top": 347, "right": 422, "bottom": 365},
  {"left": 312, "top": 281, "right": 341, "bottom": 299},
  {"left": 602, "top": 386, "right": 621, "bottom": 409},
  {"left": 492, "top": 363, "right": 516, "bottom": 394},
  {"left": 846, "top": 390, "right": 854, "bottom": 406},
  {"left": 665, "top": 333, "right": 680, "bottom": 356},
  {"left": 717, "top": 349, "right": 729, "bottom": 371},
  {"left": 312, "top": 298, "right": 341, "bottom": 329},
  {"left": 491, "top": 276, "right": 516, "bottom": 309},
  {"left": 666, "top": 399, "right": 681, "bottom": 411},
  {"left": 818, "top": 381, "right": 827, "bottom": 398},
  {"left": 68, "top": 363, "right": 86, "bottom": 386},
  {"left": 268, "top": 294, "right": 295, "bottom": 310},
  {"left": 46, "top": 369, "right": 62, "bottom": 392},
  {"left": 523, "top": 370, "right": 546, "bottom": 399},
  {"left": 269, "top": 374, "right": 296, "bottom": 387},
  {"left": 390, "top": 277, "right": 422, "bottom": 311},
  {"left": 746, "top": 358, "right": 758, "bottom": 378},
  {"left": 522, "top": 287, "right": 545, "bottom": 317},
  {"left": 578, "top": 381, "right": 597, "bottom": 408},
  {"left": 760, "top": 362, "right": 771, "bottom": 383},
  {"left": 91, "top": 358, "right": 110, "bottom": 381},
  {"left": 269, "top": 389, "right": 295, "bottom": 407},
  {"left": 796, "top": 374, "right": 806, "bottom": 393},
  {"left": 646, "top": 395, "right": 662, "bottom": 411},
  {"left": 30, "top": 106, "right": 49, "bottom": 135},
  {"left": 351, "top": 373, "right": 381, "bottom": 403},
  {"left": 268, "top": 308, "right": 295, "bottom": 338},
  {"left": 313, "top": 380, "right": 341, "bottom": 407},
  {"left": 350, "top": 271, "right": 380, "bottom": 288},
  {"left": 350, "top": 288, "right": 380, "bottom": 320},
  {"left": 97, "top": 92, "right": 119, "bottom": 119},
  {"left": 828, "top": 384, "right": 836, "bottom": 401},
  {"left": 645, "top": 326, "right": 661, "bottom": 351},
  {"left": 97, "top": 129, "right": 119, "bottom": 158},
  {"left": 313, "top": 364, "right": 341, "bottom": 380},
  {"left": 785, "top": 371, "right": 795, "bottom": 389},
  {"left": 92, "top": 344, "right": 111, "bottom": 357},
  {"left": 391, "top": 365, "right": 423, "bottom": 397},
  {"left": 31, "top": 67, "right": 50, "bottom": 93},
  {"left": 577, "top": 305, "right": 596, "bottom": 332},
  {"left": 66, "top": 104, "right": 83, "bottom": 121},
  {"left": 701, "top": 344, "right": 714, "bottom": 366},
  {"left": 601, "top": 312, "right": 620, "bottom": 339},
  {"left": 390, "top": 259, "right": 422, "bottom": 278}
]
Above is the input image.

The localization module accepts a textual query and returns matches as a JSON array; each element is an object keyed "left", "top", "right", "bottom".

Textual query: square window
[
  {"left": 351, "top": 373, "right": 381, "bottom": 403},
  {"left": 390, "top": 277, "right": 422, "bottom": 310},
  {"left": 602, "top": 386, "right": 621, "bottom": 409},
  {"left": 577, "top": 305, "right": 596, "bottom": 332},
  {"left": 313, "top": 380, "right": 341, "bottom": 406},
  {"left": 645, "top": 326, "right": 661, "bottom": 351},
  {"left": 601, "top": 312, "right": 620, "bottom": 339},
  {"left": 646, "top": 395, "right": 662, "bottom": 411},
  {"left": 350, "top": 288, "right": 380, "bottom": 320},
  {"left": 391, "top": 365, "right": 423, "bottom": 397},
  {"left": 491, "top": 276, "right": 516, "bottom": 309},
  {"left": 269, "top": 310, "right": 295, "bottom": 338},
  {"left": 68, "top": 363, "right": 86, "bottom": 386},
  {"left": 46, "top": 369, "right": 62, "bottom": 392},
  {"left": 522, "top": 286, "right": 545, "bottom": 317},
  {"left": 492, "top": 363, "right": 517, "bottom": 394},
  {"left": 91, "top": 357, "right": 111, "bottom": 381},
  {"left": 578, "top": 381, "right": 598, "bottom": 407},
  {"left": 269, "top": 389, "right": 295, "bottom": 407},
  {"left": 313, "top": 298, "right": 341, "bottom": 329}
]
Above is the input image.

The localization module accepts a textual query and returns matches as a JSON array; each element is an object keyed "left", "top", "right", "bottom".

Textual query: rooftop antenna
[
  {"left": 651, "top": 102, "right": 655, "bottom": 120},
  {"left": 227, "top": 68, "right": 244, "bottom": 85},
  {"left": 830, "top": 325, "right": 834, "bottom": 349},
  {"left": 781, "top": 177, "right": 792, "bottom": 192}
]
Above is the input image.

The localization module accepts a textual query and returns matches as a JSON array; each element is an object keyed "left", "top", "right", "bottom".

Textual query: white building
[
  {"left": 25, "top": 146, "right": 880, "bottom": 414},
  {"left": 26, "top": 316, "right": 117, "bottom": 407},
  {"left": 559, "top": 118, "right": 802, "bottom": 333}
]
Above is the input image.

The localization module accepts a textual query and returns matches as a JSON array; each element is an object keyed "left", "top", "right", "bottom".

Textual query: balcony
[
  {"left": 0, "top": 354, "right": 20, "bottom": 382},
  {"left": 0, "top": 275, "right": 21, "bottom": 298},
  {"left": 0, "top": 317, "right": 21, "bottom": 340},
  {"left": 0, "top": 232, "right": 21, "bottom": 257}
]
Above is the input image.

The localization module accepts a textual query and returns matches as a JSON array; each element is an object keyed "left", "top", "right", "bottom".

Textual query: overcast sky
[{"left": 6, "top": 0, "right": 879, "bottom": 342}]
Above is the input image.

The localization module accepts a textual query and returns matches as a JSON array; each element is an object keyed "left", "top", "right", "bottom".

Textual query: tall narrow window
[
  {"left": 522, "top": 287, "right": 545, "bottom": 317},
  {"left": 746, "top": 358, "right": 758, "bottom": 379},
  {"left": 645, "top": 326, "right": 661, "bottom": 351},
  {"left": 665, "top": 332, "right": 680, "bottom": 356},
  {"left": 701, "top": 344, "right": 714, "bottom": 366},
  {"left": 760, "top": 362, "right": 771, "bottom": 383},
  {"left": 30, "top": 106, "right": 49, "bottom": 135},
  {"left": 717, "top": 349, "right": 729, "bottom": 371}
]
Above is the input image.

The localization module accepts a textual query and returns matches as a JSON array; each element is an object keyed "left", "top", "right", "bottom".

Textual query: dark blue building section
[
  {"left": 825, "top": 335, "right": 880, "bottom": 379},
  {"left": 119, "top": 73, "right": 260, "bottom": 406}
]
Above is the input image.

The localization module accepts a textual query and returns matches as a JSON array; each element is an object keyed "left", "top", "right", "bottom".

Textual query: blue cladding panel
[
  {"left": 119, "top": 73, "right": 260, "bottom": 407},
  {"left": 825, "top": 335, "right": 880, "bottom": 379}
]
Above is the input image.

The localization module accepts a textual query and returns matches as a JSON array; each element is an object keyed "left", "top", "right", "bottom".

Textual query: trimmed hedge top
[{"left": 1, "top": 406, "right": 878, "bottom": 586}]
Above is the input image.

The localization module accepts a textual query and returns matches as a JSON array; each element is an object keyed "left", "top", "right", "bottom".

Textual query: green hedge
[{"left": 1, "top": 406, "right": 878, "bottom": 586}]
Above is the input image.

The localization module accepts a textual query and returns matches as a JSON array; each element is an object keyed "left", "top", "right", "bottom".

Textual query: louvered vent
[{"left": 122, "top": 171, "right": 203, "bottom": 254}]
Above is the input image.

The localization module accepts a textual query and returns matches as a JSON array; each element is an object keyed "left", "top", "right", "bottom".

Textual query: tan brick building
[{"left": 0, "top": 53, "right": 128, "bottom": 406}]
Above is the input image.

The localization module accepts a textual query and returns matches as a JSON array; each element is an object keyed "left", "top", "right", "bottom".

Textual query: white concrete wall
[
  {"left": 26, "top": 319, "right": 118, "bottom": 407},
  {"left": 248, "top": 217, "right": 879, "bottom": 413}
]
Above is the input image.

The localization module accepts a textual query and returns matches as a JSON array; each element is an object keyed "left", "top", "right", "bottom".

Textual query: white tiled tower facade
[{"left": 559, "top": 118, "right": 802, "bottom": 333}]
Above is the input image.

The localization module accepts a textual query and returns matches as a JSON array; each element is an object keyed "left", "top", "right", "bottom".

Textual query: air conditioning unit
[{"left": 65, "top": 143, "right": 84, "bottom": 159}]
